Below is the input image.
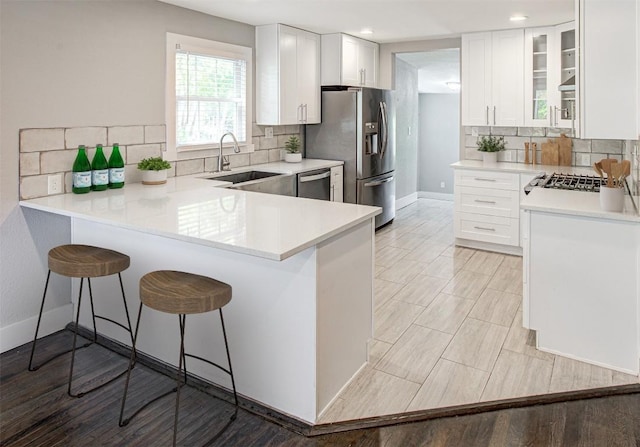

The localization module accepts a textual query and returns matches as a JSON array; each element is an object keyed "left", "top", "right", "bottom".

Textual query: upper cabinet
[
  {"left": 462, "top": 29, "right": 524, "bottom": 127},
  {"left": 256, "top": 24, "right": 320, "bottom": 125},
  {"left": 524, "top": 22, "right": 578, "bottom": 134},
  {"left": 578, "top": 0, "right": 638, "bottom": 139},
  {"left": 321, "top": 33, "right": 379, "bottom": 87}
]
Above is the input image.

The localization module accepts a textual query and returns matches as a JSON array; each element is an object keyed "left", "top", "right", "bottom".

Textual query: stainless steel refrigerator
[{"left": 306, "top": 87, "right": 395, "bottom": 228}]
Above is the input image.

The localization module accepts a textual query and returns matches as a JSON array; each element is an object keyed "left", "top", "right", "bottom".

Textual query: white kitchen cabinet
[
  {"left": 462, "top": 29, "right": 524, "bottom": 127},
  {"left": 578, "top": 0, "right": 638, "bottom": 139},
  {"left": 524, "top": 23, "right": 578, "bottom": 133},
  {"left": 256, "top": 24, "right": 320, "bottom": 125},
  {"left": 330, "top": 166, "right": 343, "bottom": 202},
  {"left": 321, "top": 33, "right": 379, "bottom": 87}
]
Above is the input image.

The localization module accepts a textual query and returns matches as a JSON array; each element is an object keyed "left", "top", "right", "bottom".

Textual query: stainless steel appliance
[
  {"left": 306, "top": 87, "right": 395, "bottom": 228},
  {"left": 524, "top": 172, "right": 604, "bottom": 195},
  {"left": 297, "top": 168, "right": 331, "bottom": 200}
]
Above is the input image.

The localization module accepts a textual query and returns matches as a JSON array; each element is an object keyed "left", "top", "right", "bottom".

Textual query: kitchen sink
[{"left": 205, "top": 170, "right": 281, "bottom": 184}]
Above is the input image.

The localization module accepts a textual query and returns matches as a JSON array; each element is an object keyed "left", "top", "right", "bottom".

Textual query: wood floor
[{"left": 1, "top": 330, "right": 640, "bottom": 446}]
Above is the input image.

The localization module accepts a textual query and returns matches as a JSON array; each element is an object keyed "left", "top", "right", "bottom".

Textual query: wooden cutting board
[
  {"left": 541, "top": 141, "right": 559, "bottom": 165},
  {"left": 558, "top": 134, "right": 572, "bottom": 166}
]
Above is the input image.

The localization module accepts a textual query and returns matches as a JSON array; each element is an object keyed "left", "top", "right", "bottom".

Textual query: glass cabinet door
[
  {"left": 556, "top": 24, "right": 577, "bottom": 130},
  {"left": 525, "top": 27, "right": 553, "bottom": 126}
]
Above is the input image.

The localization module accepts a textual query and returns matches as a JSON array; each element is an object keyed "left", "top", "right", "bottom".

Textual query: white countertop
[
  {"left": 20, "top": 159, "right": 381, "bottom": 261},
  {"left": 451, "top": 160, "right": 594, "bottom": 176}
]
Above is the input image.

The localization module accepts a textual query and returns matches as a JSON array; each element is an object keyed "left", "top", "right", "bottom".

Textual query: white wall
[
  {"left": 0, "top": 0, "right": 254, "bottom": 351},
  {"left": 418, "top": 93, "right": 460, "bottom": 195},
  {"left": 394, "top": 58, "right": 419, "bottom": 202}
]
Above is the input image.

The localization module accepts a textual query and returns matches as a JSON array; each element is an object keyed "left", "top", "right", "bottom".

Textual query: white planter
[
  {"left": 481, "top": 151, "right": 498, "bottom": 164},
  {"left": 284, "top": 152, "right": 302, "bottom": 163},
  {"left": 599, "top": 185, "right": 624, "bottom": 212},
  {"left": 141, "top": 169, "right": 168, "bottom": 185}
]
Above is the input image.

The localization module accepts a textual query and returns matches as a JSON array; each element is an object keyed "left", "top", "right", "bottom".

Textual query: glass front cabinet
[{"left": 525, "top": 22, "right": 578, "bottom": 135}]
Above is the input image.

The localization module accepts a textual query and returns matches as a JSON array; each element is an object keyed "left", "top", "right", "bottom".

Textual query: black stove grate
[{"left": 541, "top": 173, "right": 604, "bottom": 192}]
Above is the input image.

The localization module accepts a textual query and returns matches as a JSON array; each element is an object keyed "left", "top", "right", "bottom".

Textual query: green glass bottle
[
  {"left": 91, "top": 144, "right": 109, "bottom": 191},
  {"left": 72, "top": 145, "right": 92, "bottom": 194},
  {"left": 108, "top": 143, "right": 125, "bottom": 189}
]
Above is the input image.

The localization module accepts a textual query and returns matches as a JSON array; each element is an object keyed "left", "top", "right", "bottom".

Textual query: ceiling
[
  {"left": 159, "top": 0, "right": 574, "bottom": 43},
  {"left": 397, "top": 49, "right": 460, "bottom": 94}
]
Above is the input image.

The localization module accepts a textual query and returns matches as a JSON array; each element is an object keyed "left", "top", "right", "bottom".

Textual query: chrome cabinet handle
[
  {"left": 297, "top": 104, "right": 302, "bottom": 123},
  {"left": 474, "top": 199, "right": 497, "bottom": 204},
  {"left": 364, "top": 176, "right": 394, "bottom": 187},
  {"left": 299, "top": 171, "right": 331, "bottom": 182},
  {"left": 486, "top": 106, "right": 489, "bottom": 125},
  {"left": 493, "top": 106, "right": 496, "bottom": 125},
  {"left": 474, "top": 226, "right": 496, "bottom": 232},
  {"left": 474, "top": 177, "right": 497, "bottom": 182}
]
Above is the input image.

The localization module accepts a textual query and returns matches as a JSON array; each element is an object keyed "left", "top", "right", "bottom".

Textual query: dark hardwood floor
[{"left": 1, "top": 330, "right": 639, "bottom": 446}]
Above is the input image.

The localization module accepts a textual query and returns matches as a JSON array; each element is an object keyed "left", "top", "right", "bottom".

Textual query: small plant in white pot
[
  {"left": 477, "top": 135, "right": 505, "bottom": 164},
  {"left": 137, "top": 157, "right": 171, "bottom": 185},
  {"left": 284, "top": 136, "right": 302, "bottom": 163}
]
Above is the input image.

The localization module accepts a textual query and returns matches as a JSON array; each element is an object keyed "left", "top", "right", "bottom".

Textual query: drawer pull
[
  {"left": 474, "top": 199, "right": 497, "bottom": 204},
  {"left": 474, "top": 226, "right": 496, "bottom": 232},
  {"left": 474, "top": 177, "right": 497, "bottom": 182}
]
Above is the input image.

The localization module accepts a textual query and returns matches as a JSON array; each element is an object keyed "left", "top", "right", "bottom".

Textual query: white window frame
[{"left": 165, "top": 33, "right": 254, "bottom": 162}]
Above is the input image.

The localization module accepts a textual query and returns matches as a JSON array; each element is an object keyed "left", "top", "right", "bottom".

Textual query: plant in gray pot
[
  {"left": 477, "top": 135, "right": 505, "bottom": 164},
  {"left": 284, "top": 136, "right": 302, "bottom": 163},
  {"left": 137, "top": 157, "right": 172, "bottom": 185}
]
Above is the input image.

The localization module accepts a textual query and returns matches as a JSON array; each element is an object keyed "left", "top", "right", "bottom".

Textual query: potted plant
[
  {"left": 284, "top": 136, "right": 302, "bottom": 163},
  {"left": 137, "top": 157, "right": 172, "bottom": 185},
  {"left": 476, "top": 135, "right": 505, "bottom": 164}
]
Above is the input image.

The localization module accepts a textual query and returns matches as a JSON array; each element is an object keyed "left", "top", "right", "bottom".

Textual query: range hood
[{"left": 558, "top": 75, "right": 575, "bottom": 91}]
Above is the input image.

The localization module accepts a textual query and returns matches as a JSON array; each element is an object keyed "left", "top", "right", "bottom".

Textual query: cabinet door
[
  {"left": 341, "top": 34, "right": 361, "bottom": 86},
  {"left": 553, "top": 22, "right": 578, "bottom": 132},
  {"left": 491, "top": 29, "right": 524, "bottom": 126},
  {"left": 278, "top": 26, "right": 300, "bottom": 124},
  {"left": 359, "top": 40, "right": 378, "bottom": 87},
  {"left": 525, "top": 27, "right": 554, "bottom": 127},
  {"left": 462, "top": 32, "right": 492, "bottom": 126},
  {"left": 297, "top": 30, "right": 320, "bottom": 123}
]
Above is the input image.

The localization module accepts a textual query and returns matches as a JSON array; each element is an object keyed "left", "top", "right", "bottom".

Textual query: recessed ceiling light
[
  {"left": 510, "top": 15, "right": 528, "bottom": 22},
  {"left": 360, "top": 28, "right": 373, "bottom": 35},
  {"left": 446, "top": 81, "right": 461, "bottom": 91}
]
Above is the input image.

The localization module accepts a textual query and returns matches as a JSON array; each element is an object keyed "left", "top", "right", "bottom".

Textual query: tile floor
[{"left": 318, "top": 198, "right": 639, "bottom": 423}]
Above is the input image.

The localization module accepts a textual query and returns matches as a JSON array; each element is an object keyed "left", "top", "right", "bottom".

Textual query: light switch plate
[
  {"left": 48, "top": 174, "right": 63, "bottom": 194},
  {"left": 265, "top": 127, "right": 274, "bottom": 139}
]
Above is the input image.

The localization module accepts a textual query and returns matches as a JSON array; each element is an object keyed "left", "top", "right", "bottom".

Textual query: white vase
[
  {"left": 141, "top": 169, "right": 168, "bottom": 185},
  {"left": 284, "top": 152, "right": 302, "bottom": 163},
  {"left": 482, "top": 152, "right": 498, "bottom": 164},
  {"left": 599, "top": 185, "right": 624, "bottom": 212}
]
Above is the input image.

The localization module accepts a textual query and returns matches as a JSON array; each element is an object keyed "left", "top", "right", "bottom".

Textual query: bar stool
[
  {"left": 119, "top": 270, "right": 238, "bottom": 447},
  {"left": 28, "top": 244, "right": 136, "bottom": 398}
]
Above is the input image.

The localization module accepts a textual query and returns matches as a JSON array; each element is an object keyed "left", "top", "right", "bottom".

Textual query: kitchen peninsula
[{"left": 20, "top": 173, "right": 381, "bottom": 424}]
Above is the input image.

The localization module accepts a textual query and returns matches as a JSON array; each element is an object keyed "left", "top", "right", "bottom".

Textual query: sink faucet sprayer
[{"left": 218, "top": 132, "right": 241, "bottom": 172}]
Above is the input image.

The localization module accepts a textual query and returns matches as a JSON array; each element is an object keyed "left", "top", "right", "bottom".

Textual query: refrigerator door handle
[
  {"left": 379, "top": 101, "right": 389, "bottom": 159},
  {"left": 364, "top": 176, "right": 394, "bottom": 187}
]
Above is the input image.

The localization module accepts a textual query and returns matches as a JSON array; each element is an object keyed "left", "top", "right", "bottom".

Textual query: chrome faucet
[{"left": 218, "top": 132, "right": 241, "bottom": 172}]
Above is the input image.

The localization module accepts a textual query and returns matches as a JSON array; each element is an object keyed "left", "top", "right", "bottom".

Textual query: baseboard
[
  {"left": 455, "top": 238, "right": 523, "bottom": 256},
  {"left": 0, "top": 304, "right": 73, "bottom": 353},
  {"left": 418, "top": 191, "right": 454, "bottom": 201},
  {"left": 396, "top": 192, "right": 418, "bottom": 210}
]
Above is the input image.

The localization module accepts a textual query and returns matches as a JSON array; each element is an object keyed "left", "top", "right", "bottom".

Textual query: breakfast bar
[{"left": 20, "top": 176, "right": 381, "bottom": 424}]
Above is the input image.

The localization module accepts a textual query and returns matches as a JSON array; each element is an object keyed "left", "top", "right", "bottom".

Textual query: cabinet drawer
[
  {"left": 455, "top": 213, "right": 519, "bottom": 246},
  {"left": 457, "top": 186, "right": 519, "bottom": 218},
  {"left": 455, "top": 169, "right": 519, "bottom": 190}
]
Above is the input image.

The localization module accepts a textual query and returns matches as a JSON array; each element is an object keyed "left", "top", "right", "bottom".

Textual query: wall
[
  {"left": 0, "top": 0, "right": 265, "bottom": 351},
  {"left": 394, "top": 58, "right": 419, "bottom": 204},
  {"left": 418, "top": 93, "right": 460, "bottom": 195}
]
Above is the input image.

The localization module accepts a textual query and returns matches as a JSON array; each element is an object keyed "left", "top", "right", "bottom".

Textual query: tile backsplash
[
  {"left": 463, "top": 126, "right": 637, "bottom": 169},
  {"left": 19, "top": 124, "right": 301, "bottom": 200}
]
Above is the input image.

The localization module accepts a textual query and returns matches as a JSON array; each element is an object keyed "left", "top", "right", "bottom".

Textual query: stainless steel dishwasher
[{"left": 297, "top": 168, "right": 331, "bottom": 200}]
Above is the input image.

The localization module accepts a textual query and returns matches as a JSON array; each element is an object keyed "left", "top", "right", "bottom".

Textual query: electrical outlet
[
  {"left": 440, "top": 181, "right": 445, "bottom": 189},
  {"left": 265, "top": 127, "right": 274, "bottom": 139},
  {"left": 48, "top": 174, "right": 63, "bottom": 194}
]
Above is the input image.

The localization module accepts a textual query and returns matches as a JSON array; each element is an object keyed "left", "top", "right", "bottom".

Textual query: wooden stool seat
[
  {"left": 48, "top": 244, "right": 130, "bottom": 278},
  {"left": 139, "top": 270, "right": 232, "bottom": 315}
]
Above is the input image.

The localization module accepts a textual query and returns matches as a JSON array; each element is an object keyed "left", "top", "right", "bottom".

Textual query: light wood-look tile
[
  {"left": 374, "top": 264, "right": 387, "bottom": 278},
  {"left": 369, "top": 339, "right": 392, "bottom": 367},
  {"left": 376, "top": 325, "right": 452, "bottom": 384},
  {"left": 441, "top": 245, "right": 476, "bottom": 261},
  {"left": 486, "top": 267, "right": 523, "bottom": 295},
  {"left": 503, "top": 311, "right": 555, "bottom": 361},
  {"left": 374, "top": 233, "right": 392, "bottom": 250},
  {"left": 409, "top": 220, "right": 449, "bottom": 237},
  {"left": 375, "top": 245, "right": 410, "bottom": 268},
  {"left": 374, "top": 299, "right": 424, "bottom": 344},
  {"left": 403, "top": 239, "right": 450, "bottom": 264},
  {"left": 612, "top": 370, "right": 640, "bottom": 385},
  {"left": 414, "top": 293, "right": 475, "bottom": 335},
  {"left": 387, "top": 232, "right": 429, "bottom": 250},
  {"left": 481, "top": 350, "right": 553, "bottom": 401},
  {"left": 463, "top": 250, "right": 505, "bottom": 276},
  {"left": 442, "top": 318, "right": 509, "bottom": 372},
  {"left": 549, "top": 356, "right": 636, "bottom": 393},
  {"left": 318, "top": 365, "right": 420, "bottom": 422},
  {"left": 422, "top": 255, "right": 467, "bottom": 280},
  {"left": 500, "top": 255, "right": 523, "bottom": 270},
  {"left": 392, "top": 274, "right": 448, "bottom": 307},
  {"left": 377, "top": 259, "right": 427, "bottom": 284},
  {"left": 374, "top": 278, "right": 404, "bottom": 311},
  {"left": 406, "top": 359, "right": 489, "bottom": 411},
  {"left": 469, "top": 288, "right": 520, "bottom": 327},
  {"left": 441, "top": 270, "right": 491, "bottom": 300}
]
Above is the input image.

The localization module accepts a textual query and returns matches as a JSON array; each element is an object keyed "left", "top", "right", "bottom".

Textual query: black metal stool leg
[
  {"left": 118, "top": 272, "right": 136, "bottom": 362},
  {"left": 68, "top": 278, "right": 85, "bottom": 397},
  {"left": 86, "top": 277, "right": 98, "bottom": 343},
  {"left": 219, "top": 309, "right": 238, "bottom": 410},
  {"left": 119, "top": 302, "right": 144, "bottom": 427},
  {"left": 28, "top": 270, "right": 51, "bottom": 371},
  {"left": 174, "top": 314, "right": 187, "bottom": 447}
]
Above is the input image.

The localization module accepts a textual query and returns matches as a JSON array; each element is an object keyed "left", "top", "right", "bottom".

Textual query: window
[{"left": 166, "top": 33, "right": 253, "bottom": 161}]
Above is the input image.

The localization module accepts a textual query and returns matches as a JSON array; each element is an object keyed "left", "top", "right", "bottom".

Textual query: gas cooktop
[{"left": 524, "top": 173, "right": 604, "bottom": 195}]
